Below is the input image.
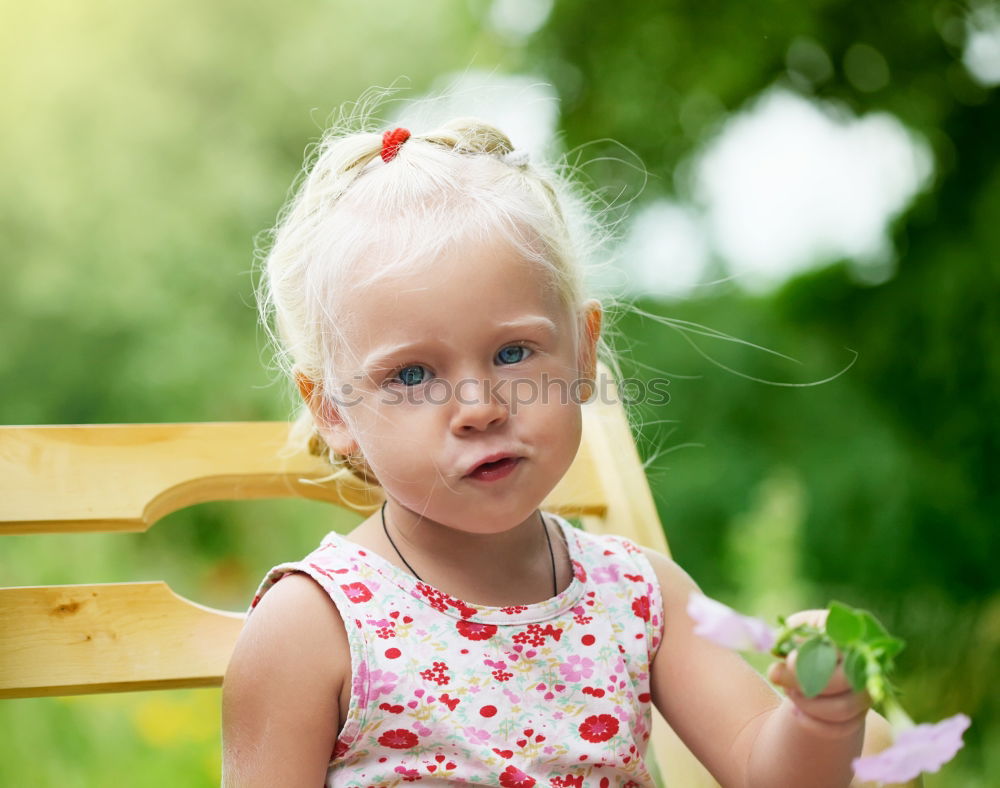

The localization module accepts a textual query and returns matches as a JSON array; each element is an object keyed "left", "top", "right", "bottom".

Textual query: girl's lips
[{"left": 465, "top": 456, "right": 522, "bottom": 482}]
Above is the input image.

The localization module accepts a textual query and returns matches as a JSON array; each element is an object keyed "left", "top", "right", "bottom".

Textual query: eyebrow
[{"left": 359, "top": 316, "right": 559, "bottom": 373}]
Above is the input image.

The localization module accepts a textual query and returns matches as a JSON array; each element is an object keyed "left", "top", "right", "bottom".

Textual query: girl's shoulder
[
  {"left": 224, "top": 572, "right": 350, "bottom": 781},
  {"left": 240, "top": 570, "right": 351, "bottom": 692}
]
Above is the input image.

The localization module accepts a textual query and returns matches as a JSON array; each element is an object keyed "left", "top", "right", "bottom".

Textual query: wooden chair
[{"left": 0, "top": 383, "right": 908, "bottom": 786}]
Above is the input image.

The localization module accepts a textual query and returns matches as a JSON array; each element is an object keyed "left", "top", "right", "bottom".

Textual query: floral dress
[{"left": 248, "top": 515, "right": 664, "bottom": 787}]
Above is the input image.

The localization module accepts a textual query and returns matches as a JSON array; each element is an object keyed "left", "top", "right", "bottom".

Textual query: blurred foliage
[
  {"left": 531, "top": 1, "right": 998, "bottom": 783},
  {"left": 2, "top": 0, "right": 997, "bottom": 785}
]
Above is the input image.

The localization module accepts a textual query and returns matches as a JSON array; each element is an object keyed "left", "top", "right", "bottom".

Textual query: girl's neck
[{"left": 349, "top": 501, "right": 569, "bottom": 606}]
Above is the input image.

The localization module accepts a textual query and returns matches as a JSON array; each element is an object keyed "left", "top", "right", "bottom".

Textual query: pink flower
[
  {"left": 852, "top": 713, "right": 971, "bottom": 783},
  {"left": 354, "top": 662, "right": 398, "bottom": 702},
  {"left": 686, "top": 592, "right": 776, "bottom": 653},
  {"left": 462, "top": 726, "right": 491, "bottom": 744},
  {"left": 558, "top": 654, "right": 595, "bottom": 682},
  {"left": 592, "top": 565, "right": 620, "bottom": 584}
]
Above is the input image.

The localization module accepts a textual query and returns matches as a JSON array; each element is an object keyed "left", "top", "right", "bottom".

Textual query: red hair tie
[{"left": 381, "top": 127, "right": 411, "bottom": 162}]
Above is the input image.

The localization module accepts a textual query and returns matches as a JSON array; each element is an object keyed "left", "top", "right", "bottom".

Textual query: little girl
[{"left": 222, "top": 115, "right": 885, "bottom": 787}]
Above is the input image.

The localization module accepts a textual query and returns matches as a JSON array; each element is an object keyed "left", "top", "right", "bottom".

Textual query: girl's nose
[{"left": 450, "top": 379, "right": 509, "bottom": 433}]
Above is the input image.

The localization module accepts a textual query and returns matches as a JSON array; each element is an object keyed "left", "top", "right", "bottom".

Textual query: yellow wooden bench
[{"left": 0, "top": 385, "right": 912, "bottom": 786}]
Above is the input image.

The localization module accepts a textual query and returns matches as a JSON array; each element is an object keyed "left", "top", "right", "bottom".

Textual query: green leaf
[
  {"left": 843, "top": 647, "right": 868, "bottom": 693},
  {"left": 859, "top": 611, "right": 890, "bottom": 641},
  {"left": 869, "top": 636, "right": 905, "bottom": 660},
  {"left": 826, "top": 601, "right": 864, "bottom": 647},
  {"left": 796, "top": 636, "right": 839, "bottom": 698}
]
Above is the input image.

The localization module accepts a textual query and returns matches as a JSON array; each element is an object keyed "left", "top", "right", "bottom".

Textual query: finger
[
  {"left": 786, "top": 699, "right": 868, "bottom": 740},
  {"left": 767, "top": 659, "right": 792, "bottom": 689},
  {"left": 784, "top": 609, "right": 829, "bottom": 629},
  {"left": 786, "top": 686, "right": 871, "bottom": 726}
]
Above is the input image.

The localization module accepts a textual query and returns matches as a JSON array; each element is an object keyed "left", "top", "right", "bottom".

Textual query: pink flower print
[
  {"left": 394, "top": 764, "right": 422, "bottom": 782},
  {"left": 498, "top": 765, "right": 536, "bottom": 787},
  {"left": 558, "top": 655, "right": 595, "bottom": 682},
  {"left": 371, "top": 672, "right": 399, "bottom": 701},
  {"left": 592, "top": 565, "right": 620, "bottom": 584},
  {"left": 368, "top": 616, "right": 398, "bottom": 639},
  {"left": 852, "top": 713, "right": 971, "bottom": 783},
  {"left": 686, "top": 592, "right": 776, "bottom": 653},
  {"left": 462, "top": 726, "right": 491, "bottom": 745},
  {"left": 413, "top": 722, "right": 433, "bottom": 737},
  {"left": 354, "top": 662, "right": 398, "bottom": 702},
  {"left": 571, "top": 559, "right": 587, "bottom": 582}
]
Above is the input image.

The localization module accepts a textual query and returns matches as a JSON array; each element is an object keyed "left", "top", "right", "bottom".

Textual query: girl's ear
[
  {"left": 294, "top": 372, "right": 359, "bottom": 456},
  {"left": 577, "top": 299, "right": 603, "bottom": 398}
]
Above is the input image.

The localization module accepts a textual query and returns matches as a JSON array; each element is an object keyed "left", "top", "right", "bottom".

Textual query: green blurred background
[{"left": 2, "top": 0, "right": 997, "bottom": 784}]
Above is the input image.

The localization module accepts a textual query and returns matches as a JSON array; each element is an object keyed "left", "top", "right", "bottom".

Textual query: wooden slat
[
  {"left": 0, "top": 582, "right": 244, "bottom": 699},
  {"left": 0, "top": 423, "right": 606, "bottom": 535}
]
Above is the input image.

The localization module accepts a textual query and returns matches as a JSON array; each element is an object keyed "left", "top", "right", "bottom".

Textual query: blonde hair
[{"left": 256, "top": 109, "right": 604, "bottom": 488}]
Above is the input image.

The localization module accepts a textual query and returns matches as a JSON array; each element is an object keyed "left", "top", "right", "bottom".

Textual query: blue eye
[
  {"left": 395, "top": 365, "right": 429, "bottom": 386},
  {"left": 496, "top": 345, "right": 530, "bottom": 365}
]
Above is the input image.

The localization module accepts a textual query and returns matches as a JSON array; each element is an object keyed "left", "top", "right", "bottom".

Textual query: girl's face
[{"left": 320, "top": 235, "right": 600, "bottom": 535}]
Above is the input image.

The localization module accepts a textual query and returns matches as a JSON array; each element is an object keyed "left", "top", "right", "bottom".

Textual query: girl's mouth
[{"left": 466, "top": 456, "right": 521, "bottom": 482}]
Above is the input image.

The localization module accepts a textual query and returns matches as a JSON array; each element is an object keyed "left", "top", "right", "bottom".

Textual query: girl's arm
[
  {"left": 641, "top": 547, "right": 868, "bottom": 788},
  {"left": 221, "top": 572, "right": 347, "bottom": 787}
]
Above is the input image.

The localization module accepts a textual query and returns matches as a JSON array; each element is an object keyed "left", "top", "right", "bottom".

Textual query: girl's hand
[{"left": 766, "top": 610, "right": 872, "bottom": 739}]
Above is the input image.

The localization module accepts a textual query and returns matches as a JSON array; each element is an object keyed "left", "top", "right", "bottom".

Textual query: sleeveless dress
[{"left": 248, "top": 515, "right": 665, "bottom": 787}]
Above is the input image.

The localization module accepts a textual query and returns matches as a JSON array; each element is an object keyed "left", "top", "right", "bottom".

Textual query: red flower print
[
  {"left": 500, "top": 604, "right": 528, "bottom": 614},
  {"left": 498, "top": 765, "right": 536, "bottom": 787},
  {"left": 438, "top": 693, "right": 460, "bottom": 711},
  {"left": 571, "top": 560, "right": 587, "bottom": 582},
  {"left": 340, "top": 582, "right": 373, "bottom": 603},
  {"left": 332, "top": 737, "right": 351, "bottom": 759},
  {"left": 512, "top": 623, "right": 563, "bottom": 647},
  {"left": 551, "top": 776, "right": 584, "bottom": 788},
  {"left": 631, "top": 594, "right": 650, "bottom": 621},
  {"left": 378, "top": 728, "right": 420, "bottom": 749},
  {"left": 419, "top": 661, "right": 451, "bottom": 686},
  {"left": 415, "top": 583, "right": 477, "bottom": 618},
  {"left": 578, "top": 714, "right": 620, "bottom": 743},
  {"left": 456, "top": 620, "right": 498, "bottom": 641}
]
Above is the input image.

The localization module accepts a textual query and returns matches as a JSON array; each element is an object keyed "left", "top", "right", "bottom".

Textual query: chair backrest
[{"left": 0, "top": 387, "right": 720, "bottom": 786}]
